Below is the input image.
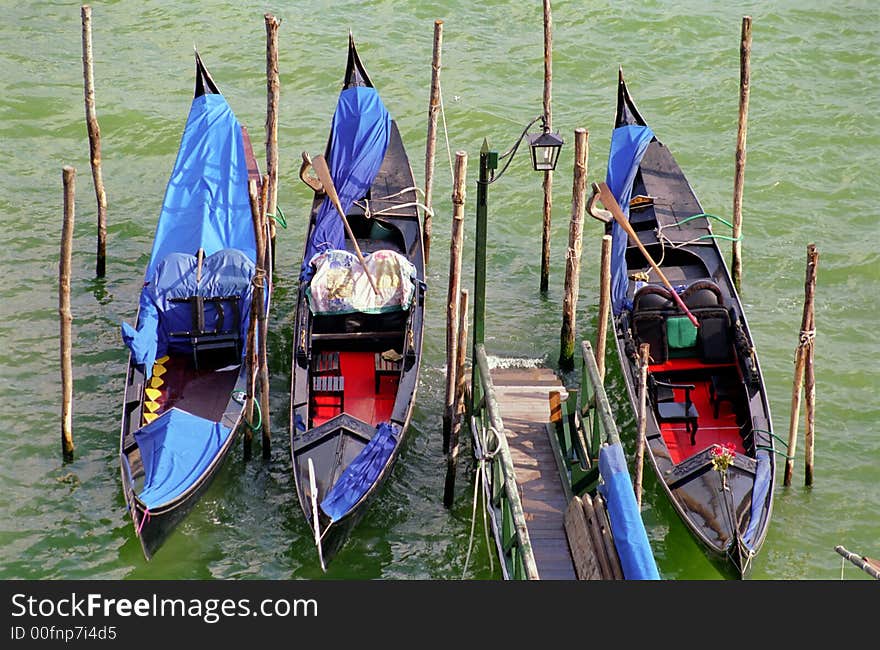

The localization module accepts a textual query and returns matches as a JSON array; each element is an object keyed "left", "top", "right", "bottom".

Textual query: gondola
[
  {"left": 119, "top": 53, "right": 268, "bottom": 560},
  {"left": 590, "top": 70, "right": 775, "bottom": 578},
  {"left": 290, "top": 34, "right": 425, "bottom": 569}
]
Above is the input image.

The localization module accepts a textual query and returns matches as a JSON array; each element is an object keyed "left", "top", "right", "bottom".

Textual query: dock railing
[
  {"left": 548, "top": 340, "right": 621, "bottom": 496},
  {"left": 469, "top": 343, "right": 539, "bottom": 580},
  {"left": 550, "top": 339, "right": 660, "bottom": 580}
]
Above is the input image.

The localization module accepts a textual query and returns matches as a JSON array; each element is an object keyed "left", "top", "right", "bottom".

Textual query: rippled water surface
[{"left": 1, "top": 1, "right": 876, "bottom": 580}]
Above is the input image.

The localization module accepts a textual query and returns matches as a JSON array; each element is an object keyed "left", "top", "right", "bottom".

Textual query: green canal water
[{"left": 0, "top": 1, "right": 876, "bottom": 581}]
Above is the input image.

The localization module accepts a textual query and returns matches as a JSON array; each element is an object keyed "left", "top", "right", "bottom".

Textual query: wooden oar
[
  {"left": 307, "top": 458, "right": 326, "bottom": 572},
  {"left": 311, "top": 154, "right": 379, "bottom": 295},
  {"left": 594, "top": 182, "right": 699, "bottom": 328}
]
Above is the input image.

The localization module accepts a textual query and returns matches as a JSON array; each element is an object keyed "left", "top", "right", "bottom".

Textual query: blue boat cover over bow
[
  {"left": 134, "top": 408, "right": 233, "bottom": 510},
  {"left": 606, "top": 124, "right": 654, "bottom": 315},
  {"left": 121, "top": 91, "right": 258, "bottom": 377},
  {"left": 147, "top": 93, "right": 256, "bottom": 279},
  {"left": 598, "top": 442, "right": 661, "bottom": 579},
  {"left": 320, "top": 422, "right": 399, "bottom": 522},
  {"left": 301, "top": 85, "right": 391, "bottom": 281}
]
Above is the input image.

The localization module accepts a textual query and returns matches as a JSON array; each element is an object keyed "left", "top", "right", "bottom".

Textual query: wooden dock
[{"left": 490, "top": 366, "right": 576, "bottom": 580}]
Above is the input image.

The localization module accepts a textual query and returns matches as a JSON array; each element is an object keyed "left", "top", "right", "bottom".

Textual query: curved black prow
[
  {"left": 194, "top": 50, "right": 221, "bottom": 98},
  {"left": 343, "top": 32, "right": 373, "bottom": 90},
  {"left": 615, "top": 67, "right": 647, "bottom": 129}
]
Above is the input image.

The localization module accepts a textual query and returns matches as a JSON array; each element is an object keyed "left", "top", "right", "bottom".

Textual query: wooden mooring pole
[
  {"left": 444, "top": 289, "right": 469, "bottom": 507},
  {"left": 596, "top": 234, "right": 612, "bottom": 382},
  {"left": 634, "top": 343, "right": 650, "bottom": 507},
  {"left": 836, "top": 545, "right": 880, "bottom": 580},
  {"left": 539, "top": 0, "right": 553, "bottom": 293},
  {"left": 81, "top": 5, "right": 107, "bottom": 278},
  {"left": 558, "top": 128, "right": 588, "bottom": 372},
  {"left": 732, "top": 15, "right": 752, "bottom": 293},
  {"left": 60, "top": 166, "right": 76, "bottom": 460},
  {"left": 784, "top": 243, "right": 818, "bottom": 487},
  {"left": 264, "top": 13, "right": 281, "bottom": 269},
  {"left": 444, "top": 151, "right": 467, "bottom": 452},
  {"left": 423, "top": 19, "right": 443, "bottom": 266},
  {"left": 243, "top": 293, "right": 257, "bottom": 459},
  {"left": 248, "top": 179, "right": 272, "bottom": 459}
]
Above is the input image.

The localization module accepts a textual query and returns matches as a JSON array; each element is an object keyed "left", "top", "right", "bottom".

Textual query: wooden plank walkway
[{"left": 490, "top": 366, "right": 576, "bottom": 580}]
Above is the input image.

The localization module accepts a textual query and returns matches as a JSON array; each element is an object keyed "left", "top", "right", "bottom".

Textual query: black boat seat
[
  {"left": 694, "top": 307, "right": 733, "bottom": 364},
  {"left": 168, "top": 295, "right": 241, "bottom": 370},
  {"left": 709, "top": 374, "right": 739, "bottom": 419},
  {"left": 632, "top": 311, "right": 668, "bottom": 365},
  {"left": 681, "top": 279, "right": 723, "bottom": 308},
  {"left": 652, "top": 378, "right": 699, "bottom": 444}
]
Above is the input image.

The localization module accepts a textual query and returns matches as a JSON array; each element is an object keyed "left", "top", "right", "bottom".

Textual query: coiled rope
[{"left": 462, "top": 422, "right": 500, "bottom": 578}]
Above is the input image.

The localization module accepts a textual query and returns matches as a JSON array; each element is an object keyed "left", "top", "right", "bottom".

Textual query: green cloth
[{"left": 667, "top": 316, "right": 698, "bottom": 349}]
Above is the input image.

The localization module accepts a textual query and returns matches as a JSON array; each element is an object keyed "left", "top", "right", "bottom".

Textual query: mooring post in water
[
  {"left": 836, "top": 545, "right": 880, "bottom": 580},
  {"left": 784, "top": 243, "right": 818, "bottom": 487},
  {"left": 803, "top": 244, "right": 818, "bottom": 486},
  {"left": 596, "top": 234, "right": 612, "bottom": 383},
  {"left": 81, "top": 5, "right": 107, "bottom": 278},
  {"left": 60, "top": 166, "right": 76, "bottom": 460},
  {"left": 473, "top": 141, "right": 491, "bottom": 349},
  {"left": 559, "top": 128, "right": 588, "bottom": 372},
  {"left": 539, "top": 0, "right": 553, "bottom": 293},
  {"left": 445, "top": 289, "right": 469, "bottom": 508},
  {"left": 444, "top": 151, "right": 467, "bottom": 450},
  {"left": 243, "top": 297, "right": 257, "bottom": 460},
  {"left": 732, "top": 15, "right": 752, "bottom": 293},
  {"left": 423, "top": 19, "right": 443, "bottom": 266},
  {"left": 248, "top": 179, "right": 272, "bottom": 458},
  {"left": 264, "top": 13, "right": 281, "bottom": 269},
  {"left": 634, "top": 343, "right": 650, "bottom": 507}
]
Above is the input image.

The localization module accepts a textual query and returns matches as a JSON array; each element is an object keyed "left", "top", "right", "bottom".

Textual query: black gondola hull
[{"left": 607, "top": 71, "right": 775, "bottom": 579}]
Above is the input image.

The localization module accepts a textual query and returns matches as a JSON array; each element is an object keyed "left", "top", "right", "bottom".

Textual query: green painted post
[{"left": 471, "top": 140, "right": 496, "bottom": 411}]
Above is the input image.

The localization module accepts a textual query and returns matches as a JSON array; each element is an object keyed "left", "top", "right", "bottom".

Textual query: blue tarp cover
[
  {"left": 597, "top": 442, "right": 661, "bottom": 580},
  {"left": 121, "top": 90, "right": 259, "bottom": 377},
  {"left": 742, "top": 449, "right": 772, "bottom": 549},
  {"left": 121, "top": 249, "right": 254, "bottom": 377},
  {"left": 606, "top": 124, "right": 654, "bottom": 315},
  {"left": 134, "top": 408, "right": 233, "bottom": 510},
  {"left": 146, "top": 93, "right": 256, "bottom": 280},
  {"left": 320, "top": 422, "right": 399, "bottom": 522},
  {"left": 301, "top": 86, "right": 391, "bottom": 281}
]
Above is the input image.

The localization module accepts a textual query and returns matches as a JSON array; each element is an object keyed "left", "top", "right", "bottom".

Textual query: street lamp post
[{"left": 471, "top": 115, "right": 563, "bottom": 394}]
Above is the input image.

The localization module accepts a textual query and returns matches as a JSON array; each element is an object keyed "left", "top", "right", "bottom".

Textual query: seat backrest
[
  {"left": 149, "top": 248, "right": 254, "bottom": 355},
  {"left": 632, "top": 311, "right": 668, "bottom": 365},
  {"left": 693, "top": 307, "right": 733, "bottom": 364},
  {"left": 631, "top": 284, "right": 675, "bottom": 364},
  {"left": 633, "top": 284, "right": 675, "bottom": 312},
  {"left": 681, "top": 279, "right": 723, "bottom": 308}
]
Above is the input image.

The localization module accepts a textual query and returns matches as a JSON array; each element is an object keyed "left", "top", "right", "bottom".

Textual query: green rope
[
  {"left": 756, "top": 445, "right": 794, "bottom": 461},
  {"left": 233, "top": 390, "right": 263, "bottom": 432},
  {"left": 679, "top": 212, "right": 735, "bottom": 229},
  {"left": 753, "top": 429, "right": 790, "bottom": 449},
  {"left": 246, "top": 398, "right": 262, "bottom": 433},
  {"left": 697, "top": 233, "right": 742, "bottom": 242},
  {"left": 267, "top": 205, "right": 287, "bottom": 229}
]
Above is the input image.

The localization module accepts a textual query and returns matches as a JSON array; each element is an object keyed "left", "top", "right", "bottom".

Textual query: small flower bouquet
[{"left": 710, "top": 443, "right": 737, "bottom": 473}]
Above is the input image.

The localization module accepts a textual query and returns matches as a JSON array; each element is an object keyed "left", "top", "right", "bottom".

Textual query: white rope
[
  {"left": 798, "top": 328, "right": 816, "bottom": 348},
  {"left": 462, "top": 425, "right": 500, "bottom": 578}
]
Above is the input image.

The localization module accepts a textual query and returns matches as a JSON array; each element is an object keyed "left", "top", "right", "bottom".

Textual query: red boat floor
[
  {"left": 312, "top": 351, "right": 396, "bottom": 427},
  {"left": 650, "top": 359, "right": 745, "bottom": 465}
]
